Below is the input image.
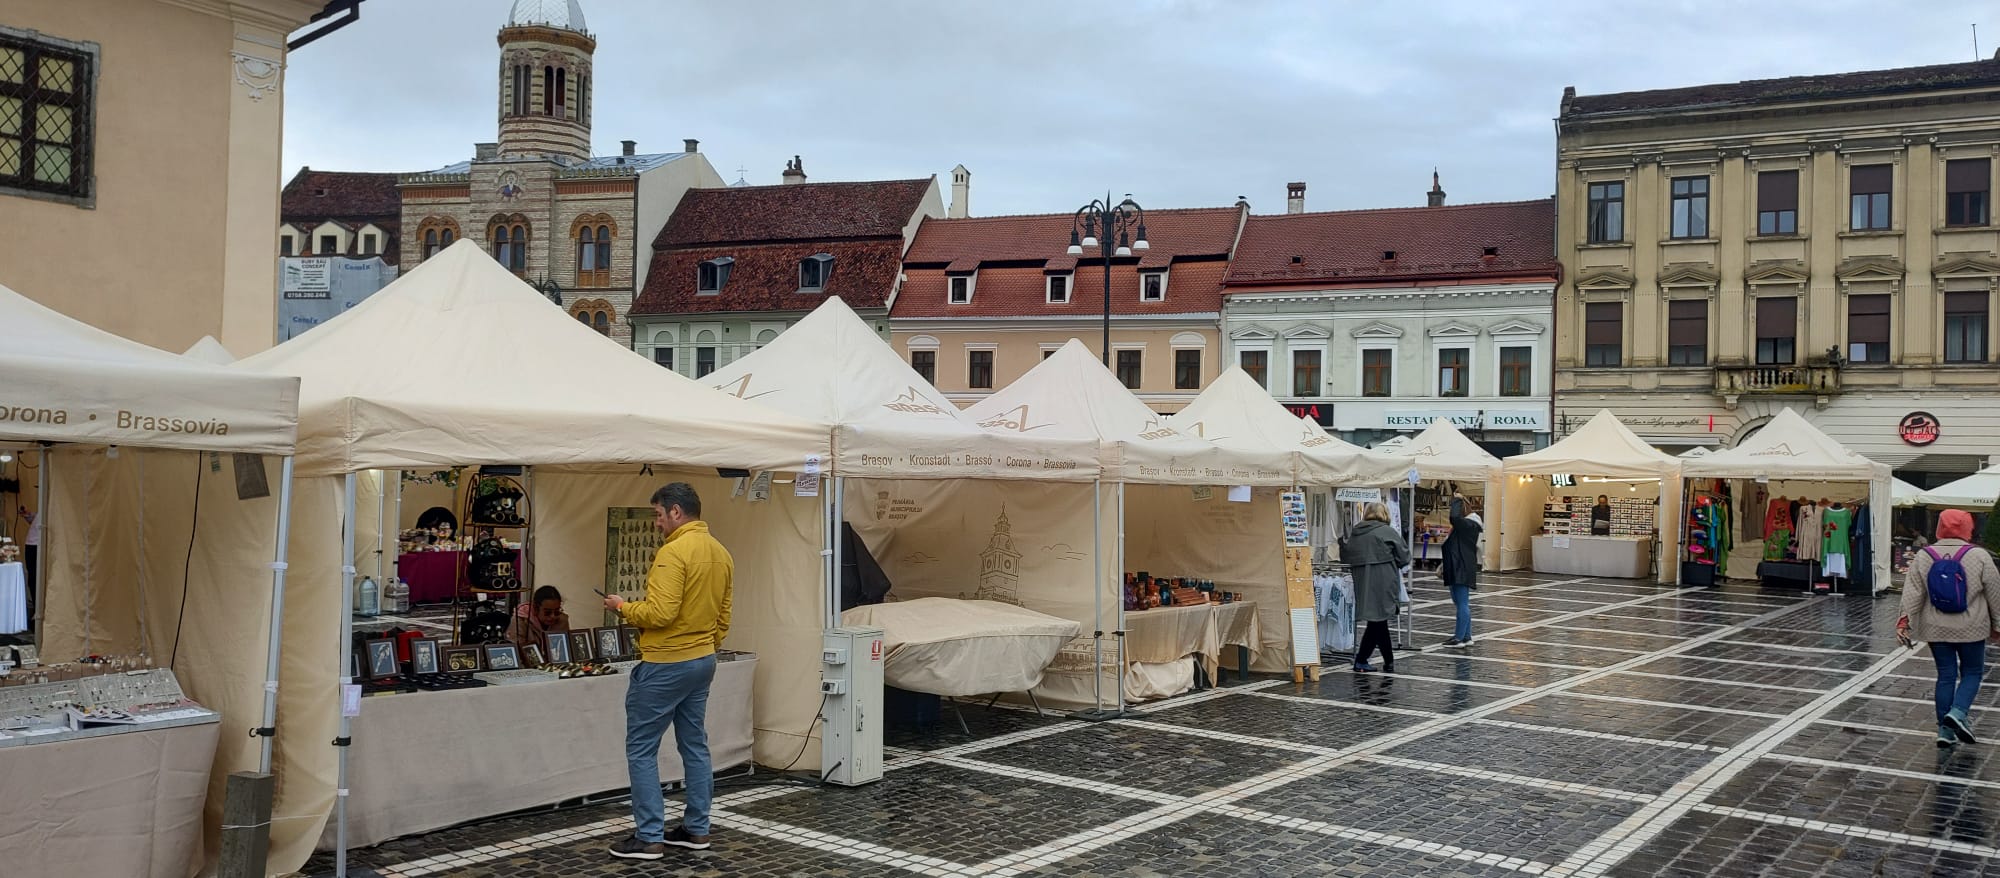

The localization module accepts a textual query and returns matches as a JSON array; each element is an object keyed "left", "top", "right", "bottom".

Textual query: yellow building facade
[
  {"left": 0, "top": 0, "right": 324, "bottom": 355},
  {"left": 1554, "top": 55, "right": 2000, "bottom": 481}
]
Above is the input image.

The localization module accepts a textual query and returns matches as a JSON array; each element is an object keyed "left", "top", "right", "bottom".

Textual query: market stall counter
[
  {"left": 320, "top": 652, "right": 755, "bottom": 850},
  {"left": 1529, "top": 534, "right": 1655, "bottom": 578}
]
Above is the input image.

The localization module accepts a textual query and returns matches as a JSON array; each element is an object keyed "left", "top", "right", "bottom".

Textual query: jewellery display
[
  {"left": 0, "top": 668, "right": 217, "bottom": 747},
  {"left": 541, "top": 660, "right": 618, "bottom": 679},
  {"left": 405, "top": 670, "right": 485, "bottom": 692}
]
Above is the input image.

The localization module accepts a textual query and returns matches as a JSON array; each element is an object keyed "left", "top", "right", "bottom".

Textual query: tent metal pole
[
  {"left": 830, "top": 476, "right": 845, "bottom": 630},
  {"left": 31, "top": 443, "right": 50, "bottom": 642},
  {"left": 375, "top": 469, "right": 388, "bottom": 594},
  {"left": 336, "top": 472, "right": 358, "bottom": 878},
  {"left": 256, "top": 456, "right": 295, "bottom": 774},
  {"left": 391, "top": 471, "right": 403, "bottom": 601},
  {"left": 1069, "top": 479, "right": 1114, "bottom": 720},
  {"left": 1115, "top": 481, "right": 1128, "bottom": 717},
  {"left": 820, "top": 478, "right": 833, "bottom": 630}
]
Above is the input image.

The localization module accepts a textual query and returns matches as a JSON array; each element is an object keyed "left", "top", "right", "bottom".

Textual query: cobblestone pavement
[{"left": 304, "top": 573, "right": 2000, "bottom": 877}]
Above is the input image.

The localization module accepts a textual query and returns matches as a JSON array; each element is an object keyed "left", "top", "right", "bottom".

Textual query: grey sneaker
[
  {"left": 663, "top": 825, "right": 712, "bottom": 851},
  {"left": 1938, "top": 724, "right": 1959, "bottom": 749},
  {"left": 610, "top": 835, "right": 666, "bottom": 860},
  {"left": 1944, "top": 709, "right": 1977, "bottom": 745},
  {"left": 1447, "top": 638, "right": 1474, "bottom": 649}
]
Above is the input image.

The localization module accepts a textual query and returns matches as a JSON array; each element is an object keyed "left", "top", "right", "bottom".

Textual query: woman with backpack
[{"left": 1899, "top": 509, "right": 2000, "bottom": 748}]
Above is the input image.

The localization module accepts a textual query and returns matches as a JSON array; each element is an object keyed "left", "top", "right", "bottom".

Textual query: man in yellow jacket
[{"left": 604, "top": 483, "right": 733, "bottom": 860}]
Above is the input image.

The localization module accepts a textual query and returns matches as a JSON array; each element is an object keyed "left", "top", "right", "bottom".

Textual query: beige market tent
[
  {"left": 1892, "top": 478, "right": 1924, "bottom": 507},
  {"left": 1501, "top": 409, "right": 1683, "bottom": 579},
  {"left": 229, "top": 240, "right": 834, "bottom": 874},
  {"left": 1918, "top": 464, "right": 2000, "bottom": 509},
  {"left": 1169, "top": 366, "right": 1410, "bottom": 487},
  {"left": 1393, "top": 417, "right": 1505, "bottom": 569},
  {"left": 234, "top": 239, "right": 831, "bottom": 477},
  {"left": 1680, "top": 407, "right": 1892, "bottom": 590},
  {"left": 180, "top": 335, "right": 237, "bottom": 365},
  {"left": 701, "top": 296, "right": 1098, "bottom": 481}
]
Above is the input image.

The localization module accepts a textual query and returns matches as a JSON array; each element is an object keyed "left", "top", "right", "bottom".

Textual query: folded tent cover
[
  {"left": 698, "top": 296, "right": 1098, "bottom": 480},
  {"left": 0, "top": 282, "right": 297, "bottom": 454},
  {"left": 232, "top": 239, "right": 830, "bottom": 476}
]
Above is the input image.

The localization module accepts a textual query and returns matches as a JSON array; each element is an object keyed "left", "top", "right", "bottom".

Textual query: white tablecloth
[
  {"left": 0, "top": 562, "right": 26, "bottom": 634},
  {"left": 1530, "top": 535, "right": 1655, "bottom": 578},
  {"left": 1038, "top": 602, "right": 1253, "bottom": 706},
  {"left": 0, "top": 720, "right": 218, "bottom": 878},
  {"left": 320, "top": 656, "right": 755, "bottom": 850}
]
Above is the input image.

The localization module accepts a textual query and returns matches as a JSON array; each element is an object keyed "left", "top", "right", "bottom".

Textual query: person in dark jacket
[
  {"left": 1347, "top": 502, "right": 1411, "bottom": 673},
  {"left": 1441, "top": 493, "right": 1483, "bottom": 649}
]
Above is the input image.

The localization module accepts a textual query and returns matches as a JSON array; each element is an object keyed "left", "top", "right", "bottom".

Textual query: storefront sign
[
  {"left": 1484, "top": 410, "right": 1548, "bottom": 431},
  {"left": 1899, "top": 411, "right": 1940, "bottom": 446},
  {"left": 1550, "top": 474, "right": 1576, "bottom": 488},
  {"left": 1334, "top": 487, "right": 1382, "bottom": 503},
  {"left": 1283, "top": 402, "right": 1335, "bottom": 427},
  {"left": 1384, "top": 410, "right": 1478, "bottom": 430}
]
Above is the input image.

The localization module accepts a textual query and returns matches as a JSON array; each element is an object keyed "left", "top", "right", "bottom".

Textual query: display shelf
[{"left": 453, "top": 471, "right": 535, "bottom": 644}]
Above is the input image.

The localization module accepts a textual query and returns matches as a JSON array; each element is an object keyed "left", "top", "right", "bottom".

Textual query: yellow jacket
[{"left": 619, "top": 520, "right": 733, "bottom": 663}]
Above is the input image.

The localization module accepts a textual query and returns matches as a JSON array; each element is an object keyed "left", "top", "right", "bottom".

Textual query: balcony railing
[{"left": 1714, "top": 364, "right": 1840, "bottom": 404}]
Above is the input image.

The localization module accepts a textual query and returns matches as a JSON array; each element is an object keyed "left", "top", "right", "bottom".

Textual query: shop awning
[
  {"left": 0, "top": 283, "right": 298, "bottom": 454},
  {"left": 699, "top": 297, "right": 1099, "bottom": 480},
  {"left": 1169, "top": 367, "right": 1409, "bottom": 486},
  {"left": 232, "top": 239, "right": 830, "bottom": 476}
]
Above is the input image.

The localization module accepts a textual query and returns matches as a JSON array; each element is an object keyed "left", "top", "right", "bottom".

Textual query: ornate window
[
  {"left": 569, "top": 298, "right": 613, "bottom": 336},
  {"left": 570, "top": 213, "right": 615, "bottom": 287},
  {"left": 417, "top": 216, "right": 460, "bottom": 260},
  {"left": 488, "top": 214, "right": 528, "bottom": 273},
  {"left": 0, "top": 27, "right": 96, "bottom": 203}
]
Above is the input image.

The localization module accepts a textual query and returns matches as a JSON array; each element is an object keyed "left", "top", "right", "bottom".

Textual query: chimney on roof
[
  {"left": 1286, "top": 182, "right": 1306, "bottom": 214},
  {"left": 1427, "top": 170, "right": 1446, "bottom": 208},
  {"left": 622, "top": 140, "right": 637, "bottom": 156},
  {"left": 683, "top": 139, "right": 699, "bottom": 154},
  {"left": 474, "top": 142, "right": 499, "bottom": 161},
  {"left": 782, "top": 155, "right": 807, "bottom": 185},
  {"left": 949, "top": 164, "right": 971, "bottom": 219}
]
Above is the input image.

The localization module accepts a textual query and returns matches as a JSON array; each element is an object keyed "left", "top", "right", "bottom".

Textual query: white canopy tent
[
  {"left": 1, "top": 282, "right": 301, "bottom": 878},
  {"left": 1919, "top": 464, "right": 2000, "bottom": 510},
  {"left": 1892, "top": 478, "right": 1924, "bottom": 507},
  {"left": 1681, "top": 407, "right": 1892, "bottom": 590},
  {"left": 180, "top": 335, "right": 238, "bottom": 365},
  {"left": 1501, "top": 410, "right": 1684, "bottom": 580},
  {"left": 231, "top": 240, "right": 833, "bottom": 874},
  {"left": 1392, "top": 418, "right": 1505, "bottom": 570},
  {"left": 1169, "top": 366, "right": 1410, "bottom": 487}
]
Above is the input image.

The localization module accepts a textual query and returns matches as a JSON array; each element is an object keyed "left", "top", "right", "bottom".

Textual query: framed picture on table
[
  {"left": 363, "top": 639, "right": 399, "bottom": 679},
  {"left": 523, "top": 643, "right": 544, "bottom": 668},
  {"left": 621, "top": 626, "right": 642, "bottom": 658},
  {"left": 569, "top": 631, "right": 595, "bottom": 661},
  {"left": 594, "top": 627, "right": 624, "bottom": 661},
  {"left": 409, "top": 638, "right": 441, "bottom": 676},
  {"left": 482, "top": 643, "right": 522, "bottom": 671},
  {"left": 543, "top": 632, "right": 571, "bottom": 664},
  {"left": 442, "top": 646, "right": 482, "bottom": 673}
]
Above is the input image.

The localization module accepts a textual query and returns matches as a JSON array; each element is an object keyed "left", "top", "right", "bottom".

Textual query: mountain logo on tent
[
  {"left": 1299, "top": 425, "right": 1331, "bottom": 448},
  {"left": 713, "top": 373, "right": 780, "bottom": 402},
  {"left": 1748, "top": 443, "right": 1799, "bottom": 457},
  {"left": 882, "top": 387, "right": 949, "bottom": 416},
  {"left": 1413, "top": 444, "right": 1440, "bottom": 456},
  {"left": 1188, "top": 421, "right": 1229, "bottom": 442},
  {"left": 977, "top": 405, "right": 1051, "bottom": 433},
  {"left": 1137, "top": 416, "right": 1177, "bottom": 441}
]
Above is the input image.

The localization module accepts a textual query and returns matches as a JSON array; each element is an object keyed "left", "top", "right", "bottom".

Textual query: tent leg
[
  {"left": 1116, "top": 482, "right": 1140, "bottom": 718},
  {"left": 1070, "top": 479, "right": 1120, "bottom": 721},
  {"left": 829, "top": 476, "right": 844, "bottom": 630},
  {"left": 336, "top": 473, "right": 358, "bottom": 878},
  {"left": 256, "top": 457, "right": 295, "bottom": 774},
  {"left": 31, "top": 443, "right": 49, "bottom": 642}
]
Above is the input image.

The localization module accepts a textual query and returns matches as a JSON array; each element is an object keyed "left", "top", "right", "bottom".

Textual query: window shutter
[
  {"left": 1585, "top": 303, "right": 1621, "bottom": 344},
  {"left": 1667, "top": 300, "right": 1705, "bottom": 346},
  {"left": 1755, "top": 297, "right": 1797, "bottom": 338},
  {"left": 1850, "top": 164, "right": 1892, "bottom": 195},
  {"left": 1758, "top": 170, "right": 1799, "bottom": 212},
  {"left": 1946, "top": 291, "right": 1987, "bottom": 316},
  {"left": 1947, "top": 158, "right": 1990, "bottom": 193},
  {"left": 1847, "top": 295, "right": 1890, "bottom": 344}
]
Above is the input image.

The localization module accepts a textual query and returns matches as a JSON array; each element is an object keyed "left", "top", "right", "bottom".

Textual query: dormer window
[
  {"left": 1046, "top": 273, "right": 1071, "bottom": 304},
  {"left": 949, "top": 274, "right": 974, "bottom": 305},
  {"left": 799, "top": 253, "right": 834, "bottom": 292},
  {"left": 1140, "top": 271, "right": 1166, "bottom": 302},
  {"left": 699, "top": 257, "right": 734, "bottom": 294}
]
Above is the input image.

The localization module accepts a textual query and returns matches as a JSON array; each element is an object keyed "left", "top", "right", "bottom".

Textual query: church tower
[
  {"left": 974, "top": 507, "right": 1022, "bottom": 605},
  {"left": 497, "top": 0, "right": 594, "bottom": 163}
]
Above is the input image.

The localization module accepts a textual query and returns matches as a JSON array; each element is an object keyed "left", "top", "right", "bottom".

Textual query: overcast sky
[{"left": 283, "top": 0, "right": 1993, "bottom": 216}]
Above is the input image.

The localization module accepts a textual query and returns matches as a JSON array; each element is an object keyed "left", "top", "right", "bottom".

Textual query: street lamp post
[{"left": 1067, "top": 194, "right": 1149, "bottom": 366}]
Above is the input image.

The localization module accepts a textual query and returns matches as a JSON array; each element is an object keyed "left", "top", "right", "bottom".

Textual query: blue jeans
[
  {"left": 1449, "top": 585, "right": 1473, "bottom": 642},
  {"left": 1931, "top": 640, "right": 1988, "bottom": 725},
  {"left": 626, "top": 654, "right": 717, "bottom": 840}
]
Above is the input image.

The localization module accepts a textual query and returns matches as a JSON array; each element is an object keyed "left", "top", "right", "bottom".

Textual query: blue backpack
[{"left": 1924, "top": 545, "right": 1974, "bottom": 614}]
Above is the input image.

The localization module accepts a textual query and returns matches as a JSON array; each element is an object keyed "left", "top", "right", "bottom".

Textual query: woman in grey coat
[
  {"left": 1347, "top": 502, "right": 1411, "bottom": 673},
  {"left": 1441, "top": 493, "right": 1483, "bottom": 649}
]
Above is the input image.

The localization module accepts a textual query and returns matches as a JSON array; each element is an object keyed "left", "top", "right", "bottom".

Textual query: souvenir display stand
[
  {"left": 1501, "top": 410, "right": 1683, "bottom": 582},
  {"left": 233, "top": 242, "right": 832, "bottom": 874},
  {"left": 1390, "top": 418, "right": 1503, "bottom": 571},
  {"left": 1678, "top": 408, "right": 1891, "bottom": 594},
  {"left": 0, "top": 282, "right": 301, "bottom": 878}
]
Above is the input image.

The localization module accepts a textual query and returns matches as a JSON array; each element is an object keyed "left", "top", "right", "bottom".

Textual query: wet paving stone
[
  {"left": 1728, "top": 627, "right": 1899, "bottom": 653},
  {"left": 1409, "top": 616, "right": 1533, "bottom": 637},
  {"left": 1682, "top": 640, "right": 1885, "bottom": 670},
  {"left": 1382, "top": 723, "right": 1716, "bottom": 793},
  {"left": 1379, "top": 653, "right": 1585, "bottom": 688},
  {"left": 881, "top": 701, "right": 1070, "bottom": 752},
  {"left": 1440, "top": 637, "right": 1637, "bottom": 668},
  {"left": 398, "top": 824, "right": 919, "bottom": 877},
  {"left": 1501, "top": 626, "right": 1674, "bottom": 652},
  {"left": 1628, "top": 656, "right": 1856, "bottom": 691},
  {"left": 1604, "top": 810, "right": 2000, "bottom": 878},
  {"left": 1565, "top": 673, "right": 1822, "bottom": 714},
  {"left": 1716, "top": 757, "right": 2000, "bottom": 849},
  {"left": 1868, "top": 674, "right": 2000, "bottom": 709},
  {"left": 1415, "top": 604, "right": 1572, "bottom": 624},
  {"left": 1236, "top": 761, "right": 1642, "bottom": 862},
  {"left": 1777, "top": 723, "right": 2000, "bottom": 785},
  {"left": 1494, "top": 693, "right": 1771, "bottom": 748},
  {"left": 967, "top": 722, "right": 1312, "bottom": 795},
  {"left": 1821, "top": 695, "right": 2000, "bottom": 732},
  {"left": 1018, "top": 813, "right": 1526, "bottom": 877},
  {"left": 1281, "top": 671, "right": 1520, "bottom": 714},
  {"left": 728, "top": 762, "right": 1155, "bottom": 865},
  {"left": 1591, "top": 604, "right": 1765, "bottom": 625},
  {"left": 1573, "top": 614, "right": 1727, "bottom": 638},
  {"left": 1141, "top": 691, "right": 1428, "bottom": 744}
]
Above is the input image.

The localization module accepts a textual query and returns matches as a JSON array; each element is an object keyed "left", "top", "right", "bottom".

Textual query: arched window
[
  {"left": 542, "top": 66, "right": 554, "bottom": 115},
  {"left": 442, "top": 228, "right": 454, "bottom": 247},
  {"left": 424, "top": 229, "right": 439, "bottom": 258},
  {"left": 510, "top": 64, "right": 527, "bottom": 116},
  {"left": 577, "top": 226, "right": 596, "bottom": 272},
  {"left": 593, "top": 310, "right": 610, "bottom": 335},
  {"left": 555, "top": 67, "right": 566, "bottom": 117},
  {"left": 594, "top": 224, "right": 611, "bottom": 273},
  {"left": 579, "top": 73, "right": 589, "bottom": 122},
  {"left": 418, "top": 216, "right": 462, "bottom": 262},
  {"left": 570, "top": 214, "right": 616, "bottom": 287},
  {"left": 570, "top": 299, "right": 613, "bottom": 336},
  {"left": 575, "top": 311, "right": 590, "bottom": 325},
  {"left": 490, "top": 217, "right": 528, "bottom": 273}
]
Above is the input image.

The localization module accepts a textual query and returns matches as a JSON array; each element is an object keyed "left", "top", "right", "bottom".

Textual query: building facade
[
  {"left": 1221, "top": 191, "right": 1559, "bottom": 453},
  {"left": 628, "top": 169, "right": 943, "bottom": 377},
  {"left": 1, "top": 0, "right": 331, "bottom": 354},
  {"left": 1555, "top": 54, "right": 2000, "bottom": 484},
  {"left": 889, "top": 205, "right": 1246, "bottom": 412},
  {"left": 280, "top": 169, "right": 400, "bottom": 262},
  {"left": 386, "top": 0, "right": 722, "bottom": 347}
]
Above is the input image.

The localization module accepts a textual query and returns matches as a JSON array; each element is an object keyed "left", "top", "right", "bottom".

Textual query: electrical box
[{"left": 820, "top": 625, "right": 884, "bottom": 786}]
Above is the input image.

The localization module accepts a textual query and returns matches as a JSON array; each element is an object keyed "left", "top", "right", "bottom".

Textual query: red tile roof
[
  {"left": 1563, "top": 56, "right": 2000, "bottom": 119},
  {"left": 1222, "top": 200, "right": 1556, "bottom": 289},
  {"left": 653, "top": 178, "right": 935, "bottom": 247},
  {"left": 630, "top": 239, "right": 905, "bottom": 315},
  {"left": 891, "top": 207, "right": 1242, "bottom": 319},
  {"left": 281, "top": 168, "right": 402, "bottom": 222}
]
